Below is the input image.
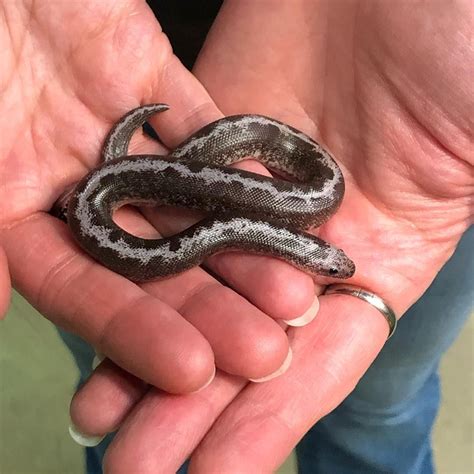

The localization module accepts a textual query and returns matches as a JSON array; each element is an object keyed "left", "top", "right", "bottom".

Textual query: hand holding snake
[
  {"left": 70, "top": 2, "right": 473, "bottom": 472},
  {"left": 1, "top": 0, "right": 316, "bottom": 398},
  {"left": 1, "top": 1, "right": 472, "bottom": 473}
]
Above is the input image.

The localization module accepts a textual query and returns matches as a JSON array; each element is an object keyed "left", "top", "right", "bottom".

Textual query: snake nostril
[{"left": 329, "top": 268, "right": 339, "bottom": 275}]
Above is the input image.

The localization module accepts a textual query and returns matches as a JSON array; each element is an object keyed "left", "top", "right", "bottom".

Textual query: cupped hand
[
  {"left": 70, "top": 1, "right": 473, "bottom": 472},
  {"left": 0, "top": 0, "right": 319, "bottom": 398}
]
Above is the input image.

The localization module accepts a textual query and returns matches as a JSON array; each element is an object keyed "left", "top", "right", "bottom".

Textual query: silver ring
[{"left": 324, "top": 284, "right": 397, "bottom": 339}]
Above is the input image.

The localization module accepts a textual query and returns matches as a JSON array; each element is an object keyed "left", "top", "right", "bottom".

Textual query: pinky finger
[{"left": 70, "top": 359, "right": 148, "bottom": 442}]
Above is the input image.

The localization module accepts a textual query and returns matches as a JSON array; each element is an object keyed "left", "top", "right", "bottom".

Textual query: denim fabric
[{"left": 59, "top": 227, "right": 473, "bottom": 473}]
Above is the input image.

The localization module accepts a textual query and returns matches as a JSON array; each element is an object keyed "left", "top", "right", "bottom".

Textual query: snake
[{"left": 54, "top": 104, "right": 355, "bottom": 282}]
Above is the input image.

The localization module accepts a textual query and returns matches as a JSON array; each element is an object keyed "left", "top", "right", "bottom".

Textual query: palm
[
  {"left": 322, "top": 2, "right": 472, "bottom": 312},
  {"left": 195, "top": 0, "right": 473, "bottom": 314},
  {"left": 1, "top": 1, "right": 167, "bottom": 223}
]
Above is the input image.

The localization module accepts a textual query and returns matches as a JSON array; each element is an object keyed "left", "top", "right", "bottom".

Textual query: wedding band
[{"left": 324, "top": 284, "right": 397, "bottom": 339}]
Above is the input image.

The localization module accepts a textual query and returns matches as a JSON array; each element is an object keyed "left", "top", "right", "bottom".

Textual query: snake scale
[{"left": 56, "top": 104, "right": 355, "bottom": 282}]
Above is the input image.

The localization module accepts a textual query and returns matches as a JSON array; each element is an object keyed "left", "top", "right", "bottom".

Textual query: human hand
[
  {"left": 0, "top": 0, "right": 319, "bottom": 399},
  {"left": 70, "top": 1, "right": 473, "bottom": 471}
]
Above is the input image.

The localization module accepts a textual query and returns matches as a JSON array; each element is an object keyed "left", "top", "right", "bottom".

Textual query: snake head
[
  {"left": 323, "top": 249, "right": 356, "bottom": 279},
  {"left": 302, "top": 241, "right": 355, "bottom": 279}
]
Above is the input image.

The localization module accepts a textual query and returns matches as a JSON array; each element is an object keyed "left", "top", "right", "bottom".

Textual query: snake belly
[{"left": 66, "top": 104, "right": 355, "bottom": 282}]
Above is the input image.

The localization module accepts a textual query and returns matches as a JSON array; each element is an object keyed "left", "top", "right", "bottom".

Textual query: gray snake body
[{"left": 62, "top": 104, "right": 355, "bottom": 281}]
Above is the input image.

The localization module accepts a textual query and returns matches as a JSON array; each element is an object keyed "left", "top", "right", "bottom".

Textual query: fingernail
[
  {"left": 68, "top": 423, "right": 105, "bottom": 447},
  {"left": 193, "top": 365, "right": 216, "bottom": 393},
  {"left": 92, "top": 351, "right": 106, "bottom": 370},
  {"left": 282, "top": 297, "right": 319, "bottom": 327},
  {"left": 249, "top": 347, "right": 293, "bottom": 383}
]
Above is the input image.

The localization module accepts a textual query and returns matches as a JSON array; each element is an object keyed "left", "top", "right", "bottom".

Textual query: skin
[{"left": 1, "top": 0, "right": 473, "bottom": 473}]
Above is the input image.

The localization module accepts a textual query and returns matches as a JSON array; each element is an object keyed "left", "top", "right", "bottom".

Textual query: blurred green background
[{"left": 1, "top": 291, "right": 472, "bottom": 474}]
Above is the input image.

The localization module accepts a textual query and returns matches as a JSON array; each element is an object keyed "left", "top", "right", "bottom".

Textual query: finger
[
  {"left": 70, "top": 315, "right": 287, "bottom": 439},
  {"left": 0, "top": 246, "right": 11, "bottom": 319},
  {"left": 145, "top": 52, "right": 224, "bottom": 149},
  {"left": 70, "top": 359, "right": 148, "bottom": 437},
  {"left": 103, "top": 373, "right": 245, "bottom": 474},
  {"left": 0, "top": 214, "right": 215, "bottom": 394},
  {"left": 189, "top": 295, "right": 390, "bottom": 472},
  {"left": 144, "top": 278, "right": 292, "bottom": 378}
]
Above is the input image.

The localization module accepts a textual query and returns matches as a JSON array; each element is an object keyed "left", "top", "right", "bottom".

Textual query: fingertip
[
  {"left": 191, "top": 364, "right": 216, "bottom": 393},
  {"left": 98, "top": 296, "right": 216, "bottom": 395},
  {"left": 68, "top": 423, "right": 104, "bottom": 447},
  {"left": 249, "top": 346, "right": 293, "bottom": 383},
  {"left": 70, "top": 360, "right": 147, "bottom": 436},
  {"left": 218, "top": 320, "right": 289, "bottom": 381},
  {"left": 283, "top": 296, "right": 319, "bottom": 327},
  {"left": 166, "top": 345, "right": 216, "bottom": 394},
  {"left": 209, "top": 253, "right": 316, "bottom": 320},
  {"left": 255, "top": 263, "right": 316, "bottom": 320},
  {"left": 176, "top": 282, "right": 290, "bottom": 380}
]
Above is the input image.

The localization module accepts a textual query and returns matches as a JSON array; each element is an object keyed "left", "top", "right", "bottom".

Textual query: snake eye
[{"left": 329, "top": 268, "right": 339, "bottom": 275}]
